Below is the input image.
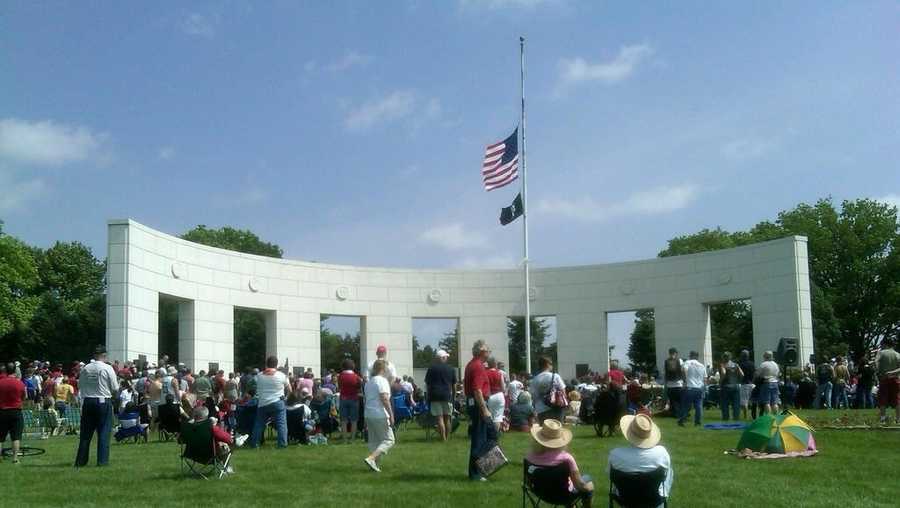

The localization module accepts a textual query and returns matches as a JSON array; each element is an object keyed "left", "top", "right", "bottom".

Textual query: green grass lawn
[{"left": 2, "top": 410, "right": 897, "bottom": 507}]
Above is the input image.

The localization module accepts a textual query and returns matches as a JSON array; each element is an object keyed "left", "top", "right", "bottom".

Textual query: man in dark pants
[
  {"left": 75, "top": 345, "right": 119, "bottom": 467},
  {"left": 464, "top": 339, "right": 496, "bottom": 481}
]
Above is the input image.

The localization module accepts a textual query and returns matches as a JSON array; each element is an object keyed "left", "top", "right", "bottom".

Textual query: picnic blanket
[
  {"left": 726, "top": 448, "right": 818, "bottom": 460},
  {"left": 703, "top": 422, "right": 746, "bottom": 430}
]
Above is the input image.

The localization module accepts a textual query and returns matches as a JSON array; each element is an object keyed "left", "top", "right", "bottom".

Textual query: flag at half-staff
[
  {"left": 482, "top": 128, "right": 519, "bottom": 191},
  {"left": 500, "top": 193, "right": 523, "bottom": 225}
]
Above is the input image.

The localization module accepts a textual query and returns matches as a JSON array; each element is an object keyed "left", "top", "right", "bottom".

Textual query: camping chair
[
  {"left": 609, "top": 467, "right": 668, "bottom": 508},
  {"left": 158, "top": 403, "right": 182, "bottom": 442},
  {"left": 115, "top": 423, "right": 149, "bottom": 443},
  {"left": 522, "top": 459, "right": 590, "bottom": 508},
  {"left": 234, "top": 403, "right": 260, "bottom": 444},
  {"left": 286, "top": 407, "right": 309, "bottom": 445},
  {"left": 179, "top": 420, "right": 232, "bottom": 480},
  {"left": 392, "top": 395, "right": 413, "bottom": 430}
]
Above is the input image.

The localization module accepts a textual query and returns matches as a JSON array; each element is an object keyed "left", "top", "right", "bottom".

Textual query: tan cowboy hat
[
  {"left": 530, "top": 419, "right": 572, "bottom": 449},
  {"left": 619, "top": 414, "right": 661, "bottom": 449}
]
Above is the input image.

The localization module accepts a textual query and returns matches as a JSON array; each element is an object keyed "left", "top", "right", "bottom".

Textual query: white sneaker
[
  {"left": 364, "top": 457, "right": 381, "bottom": 472},
  {"left": 225, "top": 465, "right": 234, "bottom": 474},
  {"left": 235, "top": 434, "right": 249, "bottom": 447}
]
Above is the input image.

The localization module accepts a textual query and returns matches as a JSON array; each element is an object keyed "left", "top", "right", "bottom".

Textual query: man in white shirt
[
  {"left": 678, "top": 351, "right": 706, "bottom": 427},
  {"left": 367, "top": 345, "right": 397, "bottom": 383},
  {"left": 75, "top": 345, "right": 119, "bottom": 467},
  {"left": 758, "top": 351, "right": 781, "bottom": 415},
  {"left": 608, "top": 414, "right": 673, "bottom": 504},
  {"left": 250, "top": 355, "right": 292, "bottom": 448},
  {"left": 507, "top": 373, "right": 524, "bottom": 403}
]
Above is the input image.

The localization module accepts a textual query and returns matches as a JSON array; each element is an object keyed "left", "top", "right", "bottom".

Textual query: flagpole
[{"left": 520, "top": 36, "right": 532, "bottom": 374}]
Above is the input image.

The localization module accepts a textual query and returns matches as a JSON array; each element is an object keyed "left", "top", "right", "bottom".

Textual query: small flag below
[
  {"left": 499, "top": 193, "right": 524, "bottom": 226},
  {"left": 482, "top": 128, "right": 519, "bottom": 191}
]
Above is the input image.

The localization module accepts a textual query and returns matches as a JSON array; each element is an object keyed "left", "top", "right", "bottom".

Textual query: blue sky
[{"left": 3, "top": 1, "right": 899, "bottom": 360}]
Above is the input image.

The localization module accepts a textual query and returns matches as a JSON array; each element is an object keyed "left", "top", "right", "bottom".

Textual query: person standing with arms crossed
[
  {"left": 0, "top": 363, "right": 27, "bottom": 464},
  {"left": 75, "top": 345, "right": 119, "bottom": 467},
  {"left": 464, "top": 339, "right": 496, "bottom": 481}
]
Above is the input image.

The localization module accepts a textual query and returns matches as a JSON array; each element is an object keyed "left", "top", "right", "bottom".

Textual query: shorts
[
  {"left": 878, "top": 377, "right": 900, "bottom": 407},
  {"left": 339, "top": 399, "right": 359, "bottom": 423},
  {"left": 740, "top": 384, "right": 755, "bottom": 406},
  {"left": 150, "top": 401, "right": 160, "bottom": 419},
  {"left": 487, "top": 392, "right": 506, "bottom": 423},
  {"left": 429, "top": 401, "right": 452, "bottom": 416},
  {"left": 761, "top": 382, "right": 780, "bottom": 406},
  {"left": 0, "top": 409, "right": 24, "bottom": 442}
]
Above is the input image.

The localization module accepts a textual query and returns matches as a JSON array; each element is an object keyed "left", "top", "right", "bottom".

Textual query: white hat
[
  {"left": 436, "top": 349, "right": 450, "bottom": 358},
  {"left": 620, "top": 414, "right": 661, "bottom": 449}
]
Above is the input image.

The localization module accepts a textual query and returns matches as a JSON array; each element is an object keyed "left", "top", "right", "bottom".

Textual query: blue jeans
[
  {"left": 75, "top": 398, "right": 112, "bottom": 467},
  {"left": 858, "top": 385, "right": 874, "bottom": 409},
  {"left": 678, "top": 388, "right": 703, "bottom": 425},
  {"left": 720, "top": 385, "right": 740, "bottom": 421},
  {"left": 251, "top": 399, "right": 287, "bottom": 448},
  {"left": 815, "top": 382, "right": 832, "bottom": 409},
  {"left": 467, "top": 403, "right": 497, "bottom": 479},
  {"left": 833, "top": 383, "right": 848, "bottom": 409}
]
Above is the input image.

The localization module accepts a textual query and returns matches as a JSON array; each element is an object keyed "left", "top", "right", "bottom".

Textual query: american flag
[{"left": 482, "top": 128, "right": 519, "bottom": 191}]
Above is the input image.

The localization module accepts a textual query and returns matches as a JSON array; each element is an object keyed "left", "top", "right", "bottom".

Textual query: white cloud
[
  {"left": 158, "top": 146, "right": 175, "bottom": 160},
  {"left": 454, "top": 254, "right": 519, "bottom": 269},
  {"left": 326, "top": 51, "right": 372, "bottom": 72},
  {"left": 721, "top": 137, "right": 777, "bottom": 162},
  {"left": 419, "top": 223, "right": 489, "bottom": 250},
  {"left": 0, "top": 118, "right": 107, "bottom": 167},
  {"left": 344, "top": 90, "right": 418, "bottom": 131},
  {"left": 181, "top": 12, "right": 217, "bottom": 38},
  {"left": 538, "top": 184, "right": 700, "bottom": 222},
  {"left": 877, "top": 194, "right": 900, "bottom": 210},
  {"left": 557, "top": 44, "right": 654, "bottom": 90},
  {"left": 0, "top": 172, "right": 46, "bottom": 212}
]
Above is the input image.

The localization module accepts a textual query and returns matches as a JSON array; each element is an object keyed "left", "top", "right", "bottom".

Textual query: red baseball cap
[{"left": 376, "top": 345, "right": 387, "bottom": 354}]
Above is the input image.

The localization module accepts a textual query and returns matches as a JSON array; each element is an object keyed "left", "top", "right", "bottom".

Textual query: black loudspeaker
[{"left": 777, "top": 337, "right": 799, "bottom": 367}]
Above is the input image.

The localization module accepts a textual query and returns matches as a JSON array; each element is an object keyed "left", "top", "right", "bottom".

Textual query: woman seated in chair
[
  {"left": 119, "top": 402, "right": 149, "bottom": 432},
  {"left": 509, "top": 392, "right": 536, "bottom": 432},
  {"left": 526, "top": 419, "right": 594, "bottom": 507}
]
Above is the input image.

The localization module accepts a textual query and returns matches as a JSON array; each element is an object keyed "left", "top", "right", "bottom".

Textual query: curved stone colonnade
[{"left": 106, "top": 219, "right": 813, "bottom": 380}]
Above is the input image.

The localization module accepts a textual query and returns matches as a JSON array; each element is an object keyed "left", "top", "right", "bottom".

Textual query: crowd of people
[{"left": 2, "top": 333, "right": 899, "bottom": 504}]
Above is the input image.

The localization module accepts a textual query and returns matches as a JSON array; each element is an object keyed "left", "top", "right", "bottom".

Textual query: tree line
[{"left": 628, "top": 198, "right": 900, "bottom": 373}]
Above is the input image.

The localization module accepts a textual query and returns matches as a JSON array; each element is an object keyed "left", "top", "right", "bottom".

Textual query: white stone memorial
[{"left": 106, "top": 219, "right": 814, "bottom": 380}]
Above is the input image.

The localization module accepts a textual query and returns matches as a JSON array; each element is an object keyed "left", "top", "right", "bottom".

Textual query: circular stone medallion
[
  {"left": 170, "top": 263, "right": 184, "bottom": 279},
  {"left": 427, "top": 288, "right": 442, "bottom": 304},
  {"left": 336, "top": 286, "right": 350, "bottom": 301},
  {"left": 248, "top": 277, "right": 261, "bottom": 292}
]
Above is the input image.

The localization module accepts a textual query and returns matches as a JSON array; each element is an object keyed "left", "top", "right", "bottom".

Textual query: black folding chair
[
  {"left": 608, "top": 467, "right": 668, "bottom": 508},
  {"left": 522, "top": 459, "right": 590, "bottom": 508},
  {"left": 179, "top": 420, "right": 231, "bottom": 480},
  {"left": 158, "top": 403, "right": 181, "bottom": 442}
]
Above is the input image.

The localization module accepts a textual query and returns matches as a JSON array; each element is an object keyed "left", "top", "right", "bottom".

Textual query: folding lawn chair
[
  {"left": 609, "top": 467, "right": 668, "bottom": 508},
  {"left": 392, "top": 394, "right": 413, "bottom": 430},
  {"left": 522, "top": 459, "right": 590, "bottom": 508},
  {"left": 158, "top": 403, "right": 182, "bottom": 442},
  {"left": 115, "top": 424, "right": 149, "bottom": 443},
  {"left": 179, "top": 420, "right": 232, "bottom": 480}
]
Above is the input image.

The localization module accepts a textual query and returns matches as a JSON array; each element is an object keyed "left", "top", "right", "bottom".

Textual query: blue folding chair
[{"left": 392, "top": 395, "right": 413, "bottom": 430}]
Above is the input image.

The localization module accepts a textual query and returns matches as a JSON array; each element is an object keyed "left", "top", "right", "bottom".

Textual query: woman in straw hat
[
  {"left": 526, "top": 419, "right": 594, "bottom": 506},
  {"left": 607, "top": 414, "right": 673, "bottom": 502}
]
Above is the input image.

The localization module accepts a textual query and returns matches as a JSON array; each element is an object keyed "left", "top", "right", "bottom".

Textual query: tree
[
  {"left": 507, "top": 316, "right": 552, "bottom": 375},
  {"left": 438, "top": 328, "right": 460, "bottom": 367},
  {"left": 650, "top": 197, "right": 900, "bottom": 362},
  {"left": 181, "top": 225, "right": 283, "bottom": 258},
  {"left": 179, "top": 225, "right": 285, "bottom": 369},
  {"left": 708, "top": 300, "right": 753, "bottom": 360},
  {"left": 412, "top": 336, "right": 437, "bottom": 368},
  {"left": 627, "top": 309, "right": 656, "bottom": 375},
  {"left": 319, "top": 317, "right": 360, "bottom": 374},
  {"left": 0, "top": 224, "right": 39, "bottom": 346}
]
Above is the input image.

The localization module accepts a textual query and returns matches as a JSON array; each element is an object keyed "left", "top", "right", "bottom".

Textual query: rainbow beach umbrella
[{"left": 736, "top": 412, "right": 815, "bottom": 453}]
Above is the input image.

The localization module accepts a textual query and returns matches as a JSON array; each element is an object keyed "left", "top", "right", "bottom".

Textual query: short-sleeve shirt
[
  {"left": 608, "top": 445, "right": 673, "bottom": 497},
  {"left": 487, "top": 369, "right": 503, "bottom": 395},
  {"left": 526, "top": 449, "right": 579, "bottom": 490},
  {"left": 464, "top": 357, "right": 489, "bottom": 399},
  {"left": 338, "top": 370, "right": 362, "bottom": 401},
  {"left": 608, "top": 369, "right": 626, "bottom": 387},
  {"left": 0, "top": 374, "right": 26, "bottom": 409},
  {"left": 739, "top": 360, "right": 756, "bottom": 384},
  {"left": 759, "top": 361, "right": 780, "bottom": 383},
  {"left": 425, "top": 361, "right": 457, "bottom": 402},
  {"left": 683, "top": 359, "right": 706, "bottom": 389},
  {"left": 256, "top": 369, "right": 288, "bottom": 407},
  {"left": 364, "top": 375, "right": 391, "bottom": 420},
  {"left": 79, "top": 361, "right": 119, "bottom": 399},
  {"left": 55, "top": 383, "right": 74, "bottom": 403},
  {"left": 876, "top": 348, "right": 900, "bottom": 378}
]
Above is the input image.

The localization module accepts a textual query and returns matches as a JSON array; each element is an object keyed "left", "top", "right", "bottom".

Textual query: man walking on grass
[
  {"left": 875, "top": 336, "right": 900, "bottom": 425},
  {"left": 425, "top": 349, "right": 457, "bottom": 441}
]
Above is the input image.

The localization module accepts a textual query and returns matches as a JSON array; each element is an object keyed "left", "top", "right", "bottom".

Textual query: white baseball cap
[{"left": 436, "top": 350, "right": 450, "bottom": 358}]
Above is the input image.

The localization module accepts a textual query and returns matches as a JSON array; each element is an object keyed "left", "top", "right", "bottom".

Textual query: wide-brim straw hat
[
  {"left": 620, "top": 414, "right": 661, "bottom": 449},
  {"left": 530, "top": 419, "right": 572, "bottom": 449}
]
